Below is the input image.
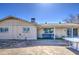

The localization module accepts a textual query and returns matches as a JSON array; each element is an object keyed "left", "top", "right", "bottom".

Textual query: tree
[{"left": 64, "top": 14, "right": 79, "bottom": 24}]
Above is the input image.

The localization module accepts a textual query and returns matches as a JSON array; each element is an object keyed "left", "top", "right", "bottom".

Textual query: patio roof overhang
[{"left": 37, "top": 23, "right": 79, "bottom": 29}]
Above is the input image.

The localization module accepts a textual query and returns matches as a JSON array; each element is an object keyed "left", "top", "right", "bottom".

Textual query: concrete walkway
[{"left": 0, "top": 40, "right": 78, "bottom": 55}]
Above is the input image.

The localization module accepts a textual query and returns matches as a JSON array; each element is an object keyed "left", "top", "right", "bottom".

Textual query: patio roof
[{"left": 38, "top": 23, "right": 79, "bottom": 28}]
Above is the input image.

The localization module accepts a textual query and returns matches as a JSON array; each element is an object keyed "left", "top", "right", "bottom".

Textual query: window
[
  {"left": 23, "top": 27, "right": 30, "bottom": 33},
  {"left": 73, "top": 28, "right": 78, "bottom": 37},
  {"left": 44, "top": 28, "right": 48, "bottom": 33},
  {"left": 44, "top": 28, "right": 53, "bottom": 33},
  {"left": 0, "top": 28, "right": 8, "bottom": 32}
]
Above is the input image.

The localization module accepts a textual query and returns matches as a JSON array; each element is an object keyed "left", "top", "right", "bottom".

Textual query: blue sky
[{"left": 0, "top": 3, "right": 79, "bottom": 23}]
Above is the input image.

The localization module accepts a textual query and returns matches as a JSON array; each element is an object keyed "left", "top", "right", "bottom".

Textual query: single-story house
[{"left": 0, "top": 16, "right": 79, "bottom": 40}]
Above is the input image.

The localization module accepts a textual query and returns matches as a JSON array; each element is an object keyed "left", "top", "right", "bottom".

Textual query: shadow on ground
[
  {"left": 67, "top": 48, "right": 79, "bottom": 55},
  {"left": 0, "top": 39, "right": 67, "bottom": 49}
]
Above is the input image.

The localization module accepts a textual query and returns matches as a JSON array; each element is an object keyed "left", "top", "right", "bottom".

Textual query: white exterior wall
[
  {"left": 38, "top": 29, "right": 44, "bottom": 38},
  {"left": 55, "top": 28, "right": 67, "bottom": 38},
  {"left": 77, "top": 28, "right": 79, "bottom": 37},
  {"left": 0, "top": 26, "right": 13, "bottom": 39},
  {"left": 12, "top": 26, "right": 37, "bottom": 40},
  {"left": 0, "top": 26, "right": 37, "bottom": 40},
  {"left": 0, "top": 19, "right": 37, "bottom": 40}
]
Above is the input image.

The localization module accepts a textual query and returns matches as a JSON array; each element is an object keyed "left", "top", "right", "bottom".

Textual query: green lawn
[{"left": 38, "top": 38, "right": 64, "bottom": 40}]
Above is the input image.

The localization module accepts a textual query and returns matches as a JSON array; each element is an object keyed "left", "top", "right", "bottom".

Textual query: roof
[
  {"left": 0, "top": 16, "right": 37, "bottom": 26},
  {"left": 0, "top": 16, "right": 79, "bottom": 28}
]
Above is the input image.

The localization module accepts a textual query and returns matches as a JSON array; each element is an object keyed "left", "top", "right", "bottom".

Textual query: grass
[
  {"left": 38, "top": 38, "right": 64, "bottom": 40},
  {"left": 55, "top": 38, "right": 64, "bottom": 40}
]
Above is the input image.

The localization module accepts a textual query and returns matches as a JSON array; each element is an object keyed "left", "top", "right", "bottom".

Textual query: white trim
[
  {"left": 54, "top": 27, "right": 55, "bottom": 40},
  {"left": 72, "top": 28, "right": 73, "bottom": 38}
]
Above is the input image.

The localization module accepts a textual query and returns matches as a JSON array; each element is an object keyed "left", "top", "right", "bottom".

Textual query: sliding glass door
[
  {"left": 73, "top": 28, "right": 78, "bottom": 37},
  {"left": 67, "top": 28, "right": 78, "bottom": 37},
  {"left": 67, "top": 28, "right": 72, "bottom": 37}
]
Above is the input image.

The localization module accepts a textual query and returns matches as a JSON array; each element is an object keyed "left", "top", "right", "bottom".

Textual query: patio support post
[
  {"left": 72, "top": 28, "right": 73, "bottom": 38},
  {"left": 54, "top": 27, "right": 55, "bottom": 40}
]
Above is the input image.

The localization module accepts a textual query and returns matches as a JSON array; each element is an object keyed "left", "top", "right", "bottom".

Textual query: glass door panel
[{"left": 73, "top": 28, "right": 78, "bottom": 37}]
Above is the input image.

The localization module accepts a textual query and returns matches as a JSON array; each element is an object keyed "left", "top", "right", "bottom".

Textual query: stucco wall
[
  {"left": 0, "top": 19, "right": 37, "bottom": 40},
  {"left": 0, "top": 26, "right": 13, "bottom": 39},
  {"left": 37, "top": 29, "right": 44, "bottom": 38},
  {"left": 77, "top": 28, "right": 79, "bottom": 37},
  {"left": 55, "top": 28, "right": 67, "bottom": 38},
  {"left": 12, "top": 26, "right": 37, "bottom": 40}
]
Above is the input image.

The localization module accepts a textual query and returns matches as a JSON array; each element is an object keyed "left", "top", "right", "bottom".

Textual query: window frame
[
  {"left": 44, "top": 28, "right": 54, "bottom": 33},
  {"left": 0, "top": 28, "right": 8, "bottom": 33},
  {"left": 23, "top": 27, "right": 30, "bottom": 33}
]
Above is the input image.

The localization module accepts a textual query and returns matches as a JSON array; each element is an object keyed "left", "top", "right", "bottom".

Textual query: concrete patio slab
[{"left": 0, "top": 40, "right": 78, "bottom": 55}]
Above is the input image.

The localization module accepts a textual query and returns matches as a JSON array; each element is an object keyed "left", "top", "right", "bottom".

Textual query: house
[
  {"left": 0, "top": 16, "right": 37, "bottom": 40},
  {"left": 0, "top": 16, "right": 79, "bottom": 40}
]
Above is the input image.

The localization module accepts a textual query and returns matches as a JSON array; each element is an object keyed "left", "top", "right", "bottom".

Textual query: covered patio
[{"left": 37, "top": 23, "right": 79, "bottom": 40}]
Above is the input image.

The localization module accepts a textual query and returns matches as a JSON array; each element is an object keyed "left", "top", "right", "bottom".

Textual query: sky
[{"left": 0, "top": 3, "right": 79, "bottom": 23}]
